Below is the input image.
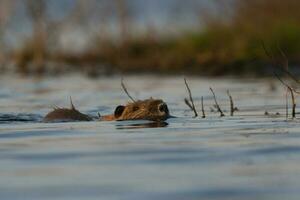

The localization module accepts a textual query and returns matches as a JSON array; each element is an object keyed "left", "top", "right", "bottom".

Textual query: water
[{"left": 0, "top": 75, "right": 300, "bottom": 200}]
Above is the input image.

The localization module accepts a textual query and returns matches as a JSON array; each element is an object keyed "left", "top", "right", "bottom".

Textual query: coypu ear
[{"left": 114, "top": 105, "right": 125, "bottom": 118}]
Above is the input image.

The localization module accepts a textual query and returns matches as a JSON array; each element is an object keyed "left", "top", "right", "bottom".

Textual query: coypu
[{"left": 43, "top": 98, "right": 170, "bottom": 122}]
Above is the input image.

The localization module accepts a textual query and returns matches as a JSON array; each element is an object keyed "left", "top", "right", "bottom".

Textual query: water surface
[{"left": 0, "top": 75, "right": 299, "bottom": 200}]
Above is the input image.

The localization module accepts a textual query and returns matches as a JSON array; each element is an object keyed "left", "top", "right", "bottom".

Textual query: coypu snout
[{"left": 158, "top": 103, "right": 169, "bottom": 115}]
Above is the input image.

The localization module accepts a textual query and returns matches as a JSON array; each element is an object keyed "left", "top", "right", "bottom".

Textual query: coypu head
[{"left": 106, "top": 99, "right": 170, "bottom": 121}]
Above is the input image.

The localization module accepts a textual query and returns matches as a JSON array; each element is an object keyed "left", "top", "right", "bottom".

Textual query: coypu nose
[{"left": 158, "top": 103, "right": 169, "bottom": 114}]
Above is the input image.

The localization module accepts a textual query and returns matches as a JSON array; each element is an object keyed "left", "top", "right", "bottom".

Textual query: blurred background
[{"left": 0, "top": 0, "right": 300, "bottom": 77}]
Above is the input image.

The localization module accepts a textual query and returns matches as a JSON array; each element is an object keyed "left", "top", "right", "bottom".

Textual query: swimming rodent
[{"left": 43, "top": 98, "right": 170, "bottom": 122}]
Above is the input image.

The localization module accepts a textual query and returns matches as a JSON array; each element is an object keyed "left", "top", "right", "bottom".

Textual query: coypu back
[
  {"left": 44, "top": 108, "right": 92, "bottom": 122},
  {"left": 43, "top": 99, "right": 92, "bottom": 122},
  {"left": 102, "top": 98, "right": 170, "bottom": 121}
]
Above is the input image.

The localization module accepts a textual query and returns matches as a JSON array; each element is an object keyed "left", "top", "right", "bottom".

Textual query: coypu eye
[
  {"left": 114, "top": 105, "right": 125, "bottom": 118},
  {"left": 158, "top": 103, "right": 169, "bottom": 114},
  {"left": 132, "top": 106, "right": 139, "bottom": 112}
]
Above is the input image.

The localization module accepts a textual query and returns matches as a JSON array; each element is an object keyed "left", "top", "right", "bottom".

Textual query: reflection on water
[
  {"left": 0, "top": 75, "right": 300, "bottom": 200},
  {"left": 115, "top": 121, "right": 169, "bottom": 129}
]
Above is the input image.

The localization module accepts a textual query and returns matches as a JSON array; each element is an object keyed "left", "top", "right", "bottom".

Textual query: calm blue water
[{"left": 0, "top": 75, "right": 300, "bottom": 200}]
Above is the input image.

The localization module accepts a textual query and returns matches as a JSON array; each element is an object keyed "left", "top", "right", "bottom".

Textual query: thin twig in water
[
  {"left": 227, "top": 90, "right": 234, "bottom": 116},
  {"left": 201, "top": 96, "right": 205, "bottom": 118},
  {"left": 210, "top": 87, "right": 225, "bottom": 117},
  {"left": 275, "top": 73, "right": 296, "bottom": 119},
  {"left": 121, "top": 78, "right": 136, "bottom": 102},
  {"left": 184, "top": 78, "right": 198, "bottom": 117},
  {"left": 262, "top": 42, "right": 298, "bottom": 119},
  {"left": 286, "top": 88, "right": 288, "bottom": 119},
  {"left": 274, "top": 73, "right": 300, "bottom": 94},
  {"left": 184, "top": 98, "right": 193, "bottom": 110},
  {"left": 279, "top": 45, "right": 290, "bottom": 119},
  {"left": 291, "top": 88, "right": 296, "bottom": 118}
]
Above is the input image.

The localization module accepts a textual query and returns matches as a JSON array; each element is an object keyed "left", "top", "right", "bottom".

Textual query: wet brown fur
[
  {"left": 43, "top": 99, "right": 92, "bottom": 122},
  {"left": 101, "top": 99, "right": 170, "bottom": 121},
  {"left": 43, "top": 98, "right": 170, "bottom": 122}
]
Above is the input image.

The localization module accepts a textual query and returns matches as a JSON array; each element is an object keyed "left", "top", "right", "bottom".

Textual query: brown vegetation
[
  {"left": 184, "top": 78, "right": 198, "bottom": 117},
  {"left": 210, "top": 87, "right": 225, "bottom": 117},
  {"left": 1, "top": 0, "right": 300, "bottom": 76}
]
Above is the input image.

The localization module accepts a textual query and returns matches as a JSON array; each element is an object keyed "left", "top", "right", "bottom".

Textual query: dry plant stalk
[
  {"left": 201, "top": 96, "right": 206, "bottom": 118},
  {"left": 184, "top": 98, "right": 193, "bottom": 110},
  {"left": 262, "top": 42, "right": 299, "bottom": 119},
  {"left": 227, "top": 90, "right": 234, "bottom": 116},
  {"left": 291, "top": 89, "right": 296, "bottom": 118},
  {"left": 184, "top": 78, "right": 198, "bottom": 117},
  {"left": 210, "top": 87, "right": 225, "bottom": 117},
  {"left": 262, "top": 42, "right": 291, "bottom": 119},
  {"left": 121, "top": 78, "right": 136, "bottom": 102},
  {"left": 275, "top": 74, "right": 297, "bottom": 118},
  {"left": 285, "top": 89, "right": 289, "bottom": 119},
  {"left": 276, "top": 45, "right": 300, "bottom": 119}
]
